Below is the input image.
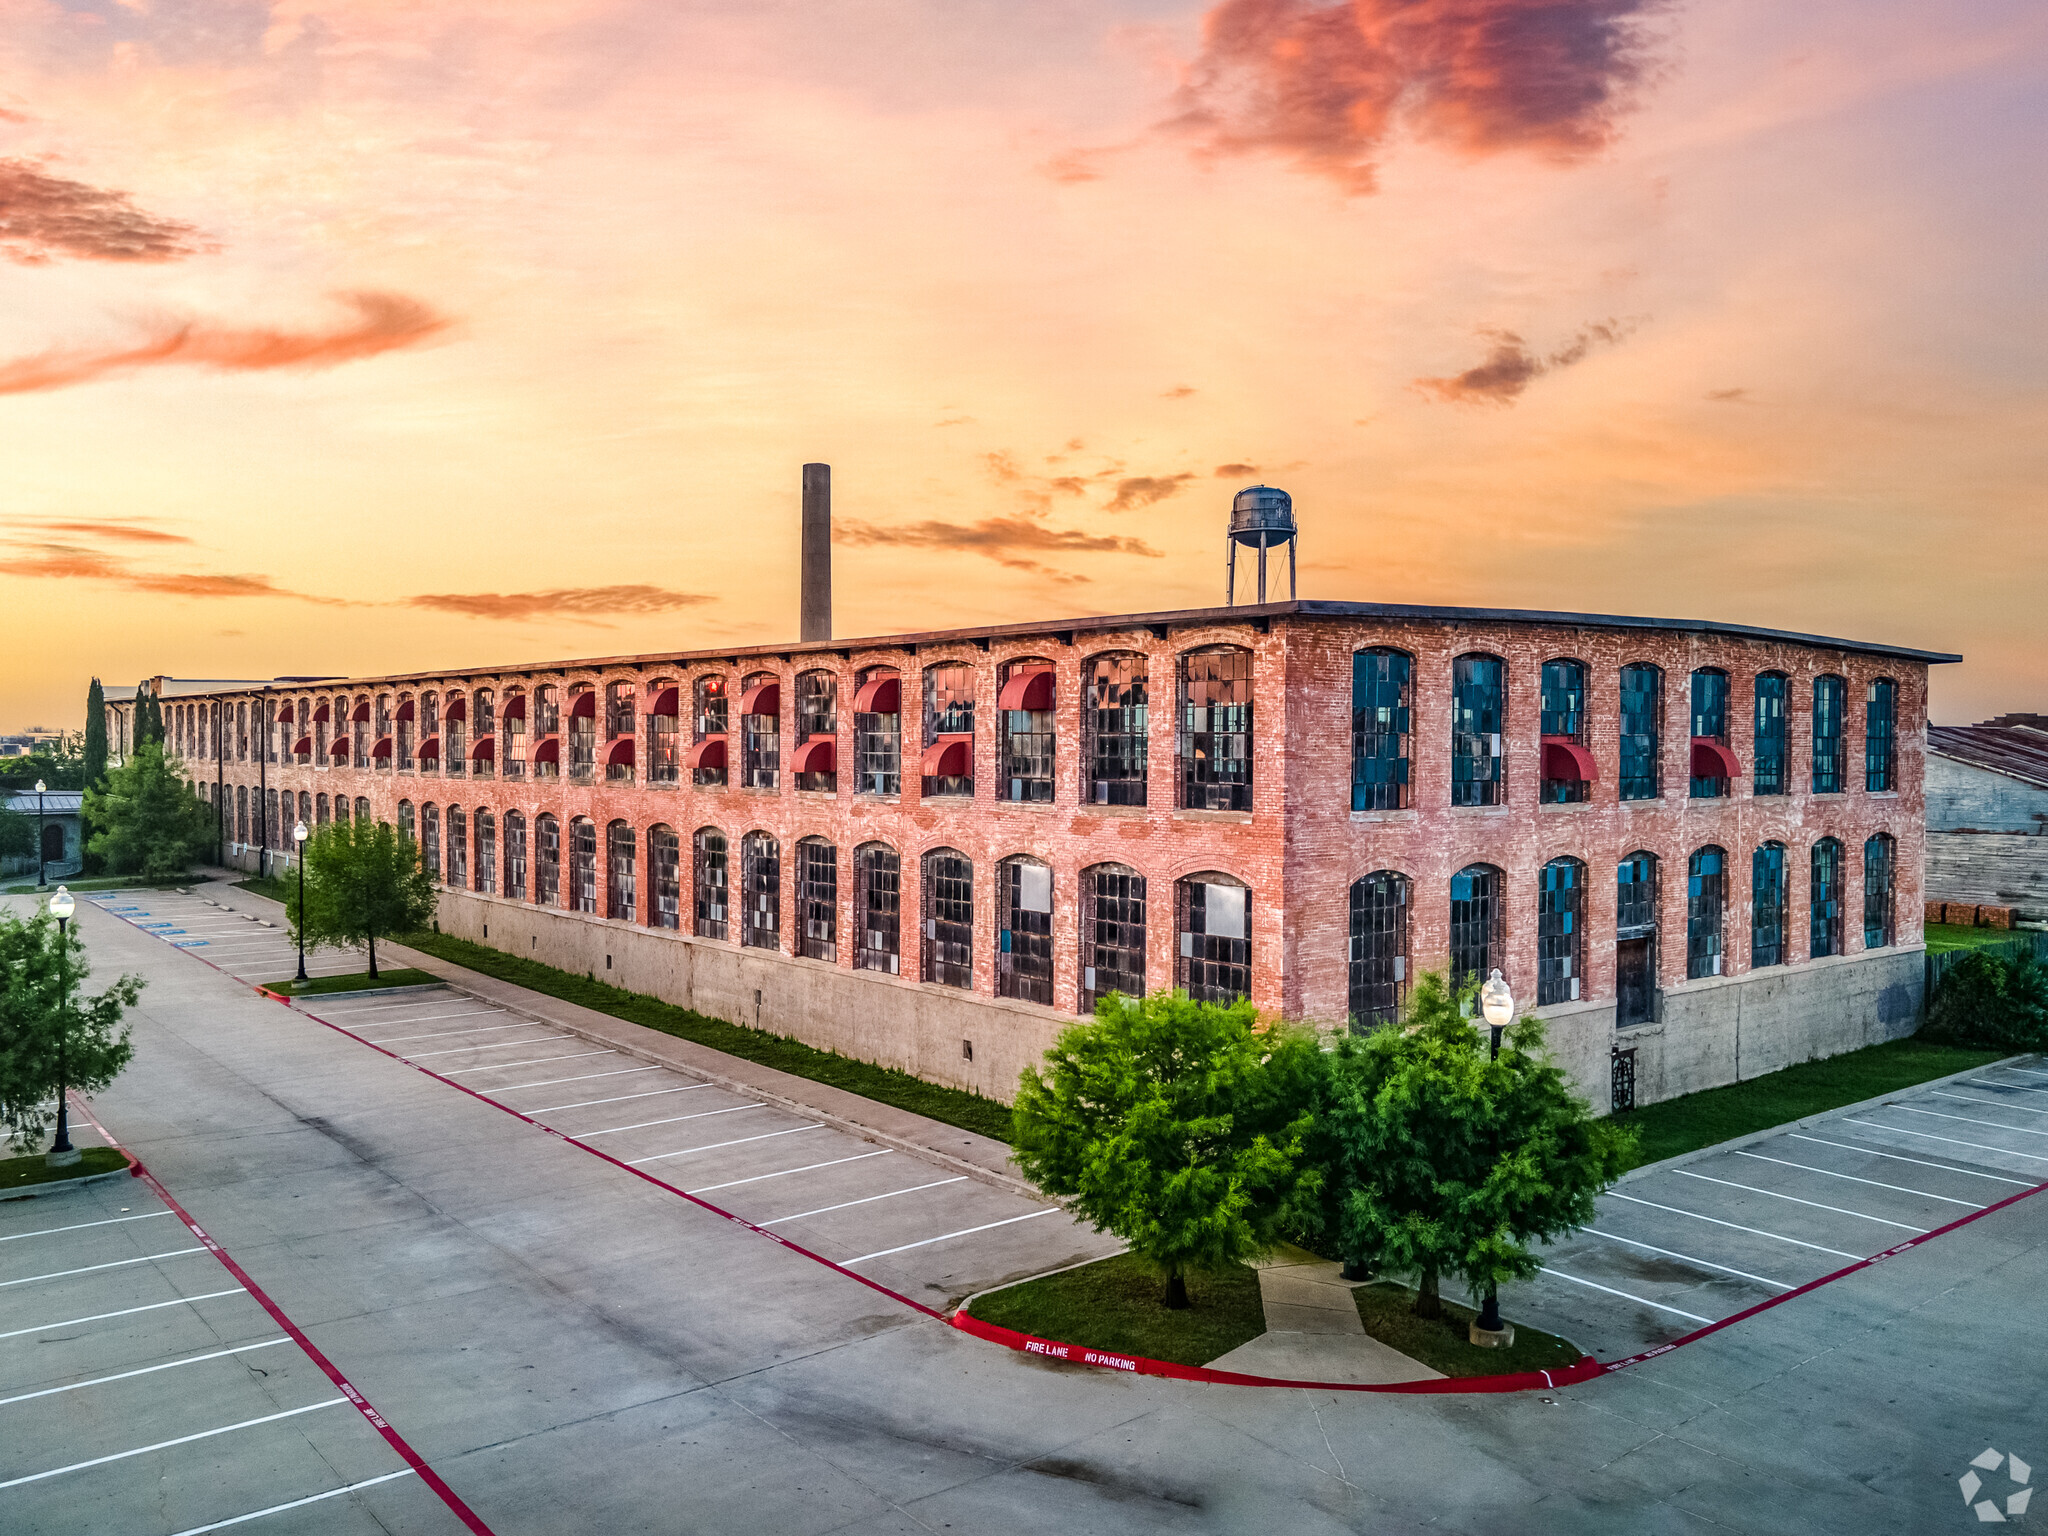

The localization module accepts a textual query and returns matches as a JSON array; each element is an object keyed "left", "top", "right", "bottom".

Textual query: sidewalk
[{"left": 1206, "top": 1246, "right": 1442, "bottom": 1385}]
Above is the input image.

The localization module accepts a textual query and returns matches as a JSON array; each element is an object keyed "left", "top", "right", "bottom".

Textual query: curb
[{"left": 0, "top": 1157, "right": 139, "bottom": 1202}]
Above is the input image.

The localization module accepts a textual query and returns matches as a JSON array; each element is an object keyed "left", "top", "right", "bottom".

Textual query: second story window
[
  {"left": 471, "top": 689, "right": 494, "bottom": 779},
  {"left": 740, "top": 672, "right": 780, "bottom": 791},
  {"left": 921, "top": 663, "right": 975, "bottom": 798},
  {"left": 534, "top": 684, "right": 560, "bottom": 738},
  {"left": 1866, "top": 678, "right": 1897, "bottom": 792},
  {"left": 1084, "top": 653, "right": 1147, "bottom": 807},
  {"left": 444, "top": 694, "right": 465, "bottom": 778},
  {"left": 1753, "top": 672, "right": 1788, "bottom": 796},
  {"left": 1618, "top": 663, "right": 1661, "bottom": 801},
  {"left": 999, "top": 658, "right": 1055, "bottom": 804},
  {"left": 1179, "top": 647, "right": 1252, "bottom": 812},
  {"left": 691, "top": 677, "right": 728, "bottom": 787},
  {"left": 396, "top": 696, "right": 414, "bottom": 771},
  {"left": 604, "top": 681, "right": 635, "bottom": 784},
  {"left": 1450, "top": 654, "right": 1503, "bottom": 807},
  {"left": 1352, "top": 648, "right": 1411, "bottom": 811},
  {"left": 853, "top": 668, "right": 901, "bottom": 795},
  {"left": 503, "top": 692, "right": 527, "bottom": 782},
  {"left": 1539, "top": 659, "right": 1590, "bottom": 804},
  {"left": 567, "top": 687, "right": 597, "bottom": 782},
  {"left": 1813, "top": 675, "right": 1846, "bottom": 793},
  {"left": 1689, "top": 668, "right": 1731, "bottom": 799},
  {"left": 794, "top": 670, "right": 837, "bottom": 793},
  {"left": 647, "top": 682, "right": 680, "bottom": 785}
]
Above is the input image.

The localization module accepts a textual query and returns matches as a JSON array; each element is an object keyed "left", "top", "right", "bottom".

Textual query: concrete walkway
[{"left": 1207, "top": 1246, "right": 1442, "bottom": 1385}]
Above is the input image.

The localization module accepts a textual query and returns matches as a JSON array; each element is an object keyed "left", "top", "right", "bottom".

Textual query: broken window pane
[
  {"left": 1085, "top": 653, "right": 1147, "bottom": 807},
  {"left": 1348, "top": 870, "right": 1407, "bottom": 1025},
  {"left": 1179, "top": 648, "right": 1252, "bottom": 811}
]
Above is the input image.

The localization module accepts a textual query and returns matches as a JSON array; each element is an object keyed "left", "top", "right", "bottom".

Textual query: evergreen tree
[
  {"left": 83, "top": 742, "right": 217, "bottom": 878},
  {"left": 133, "top": 682, "right": 165, "bottom": 749},
  {"left": 290, "top": 818, "right": 438, "bottom": 979},
  {"left": 0, "top": 902, "right": 142, "bottom": 1155},
  {"left": 82, "top": 678, "right": 108, "bottom": 788}
]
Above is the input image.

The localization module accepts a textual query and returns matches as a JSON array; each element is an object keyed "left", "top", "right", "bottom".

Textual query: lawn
[
  {"left": 1352, "top": 1281, "right": 1584, "bottom": 1378},
  {"left": 394, "top": 929, "right": 1017, "bottom": 1143},
  {"left": 260, "top": 968, "right": 441, "bottom": 997},
  {"left": 234, "top": 875, "right": 293, "bottom": 905},
  {"left": 1924, "top": 923, "right": 2044, "bottom": 955},
  {"left": 962, "top": 1253, "right": 1268, "bottom": 1367},
  {"left": 0, "top": 1147, "right": 131, "bottom": 1192},
  {"left": 2, "top": 875, "right": 202, "bottom": 895},
  {"left": 1611, "top": 1035, "right": 2006, "bottom": 1169}
]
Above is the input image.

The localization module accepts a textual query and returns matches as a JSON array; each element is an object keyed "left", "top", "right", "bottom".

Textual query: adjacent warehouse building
[{"left": 1925, "top": 714, "right": 2048, "bottom": 924}]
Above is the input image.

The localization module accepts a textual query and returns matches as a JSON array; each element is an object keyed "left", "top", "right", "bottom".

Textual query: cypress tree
[{"left": 83, "top": 677, "right": 108, "bottom": 788}]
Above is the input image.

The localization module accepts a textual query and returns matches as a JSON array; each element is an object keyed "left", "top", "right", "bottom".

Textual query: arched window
[
  {"left": 502, "top": 690, "right": 527, "bottom": 783},
  {"left": 921, "top": 663, "right": 975, "bottom": 798},
  {"left": 1539, "top": 660, "right": 1589, "bottom": 804},
  {"left": 1616, "top": 851, "right": 1657, "bottom": 1026},
  {"left": 797, "top": 837, "right": 836, "bottom": 960},
  {"left": 570, "top": 818, "right": 598, "bottom": 911},
  {"left": 856, "top": 843, "right": 901, "bottom": 972},
  {"left": 235, "top": 784, "right": 249, "bottom": 844},
  {"left": 1085, "top": 653, "right": 1147, "bottom": 807},
  {"left": 1618, "top": 663, "right": 1662, "bottom": 801},
  {"left": 1866, "top": 679, "right": 1898, "bottom": 793},
  {"left": 734, "top": 673, "right": 777, "bottom": 792},
  {"left": 1352, "top": 650, "right": 1412, "bottom": 811},
  {"left": 647, "top": 681, "right": 680, "bottom": 786},
  {"left": 421, "top": 803, "right": 441, "bottom": 879},
  {"left": 604, "top": 683, "right": 634, "bottom": 785},
  {"left": 853, "top": 668, "right": 901, "bottom": 796},
  {"left": 443, "top": 693, "right": 467, "bottom": 779},
  {"left": 475, "top": 809, "right": 496, "bottom": 893},
  {"left": 1811, "top": 837, "right": 1844, "bottom": 957},
  {"left": 1449, "top": 864, "right": 1500, "bottom": 988},
  {"left": 535, "top": 813, "right": 561, "bottom": 907},
  {"left": 535, "top": 684, "right": 560, "bottom": 737},
  {"left": 267, "top": 789, "right": 280, "bottom": 850},
  {"left": 1450, "top": 655, "right": 1504, "bottom": 807},
  {"left": 396, "top": 694, "right": 415, "bottom": 772},
  {"left": 375, "top": 695, "right": 394, "bottom": 773},
  {"left": 351, "top": 697, "right": 369, "bottom": 769},
  {"left": 355, "top": 796, "right": 371, "bottom": 825},
  {"left": 298, "top": 791, "right": 312, "bottom": 831},
  {"left": 1751, "top": 673, "right": 1788, "bottom": 795},
  {"left": 1538, "top": 857, "right": 1585, "bottom": 1003},
  {"left": 1813, "top": 676, "right": 1846, "bottom": 793},
  {"left": 472, "top": 690, "right": 495, "bottom": 781},
  {"left": 333, "top": 794, "right": 349, "bottom": 827},
  {"left": 649, "top": 826, "right": 680, "bottom": 929},
  {"left": 741, "top": 831, "right": 780, "bottom": 948},
  {"left": 315, "top": 792, "right": 329, "bottom": 828},
  {"left": 567, "top": 688, "right": 597, "bottom": 784},
  {"left": 1080, "top": 864, "right": 1145, "bottom": 1015},
  {"left": 999, "top": 659, "right": 1055, "bottom": 803},
  {"left": 607, "top": 821, "right": 635, "bottom": 920},
  {"left": 1179, "top": 648, "right": 1252, "bottom": 811},
  {"left": 998, "top": 857, "right": 1054, "bottom": 1004},
  {"left": 794, "top": 670, "right": 837, "bottom": 794},
  {"left": 1348, "top": 870, "right": 1407, "bottom": 1025},
  {"left": 446, "top": 806, "right": 467, "bottom": 888},
  {"left": 691, "top": 677, "right": 729, "bottom": 788},
  {"left": 1176, "top": 873, "right": 1251, "bottom": 1003},
  {"left": 1686, "top": 847, "right": 1725, "bottom": 978},
  {"left": 922, "top": 848, "right": 973, "bottom": 987},
  {"left": 1690, "top": 670, "right": 1732, "bottom": 799},
  {"left": 693, "top": 828, "right": 728, "bottom": 939},
  {"left": 504, "top": 810, "right": 527, "bottom": 901},
  {"left": 1752, "top": 842, "right": 1786, "bottom": 967},
  {"left": 1863, "top": 833, "right": 1896, "bottom": 947}
]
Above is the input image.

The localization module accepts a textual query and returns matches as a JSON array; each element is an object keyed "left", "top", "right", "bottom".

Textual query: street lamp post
[
  {"left": 47, "top": 887, "right": 77, "bottom": 1167},
  {"left": 1474, "top": 967, "right": 1516, "bottom": 1342},
  {"left": 34, "top": 778, "right": 47, "bottom": 890},
  {"left": 293, "top": 821, "right": 309, "bottom": 984}
]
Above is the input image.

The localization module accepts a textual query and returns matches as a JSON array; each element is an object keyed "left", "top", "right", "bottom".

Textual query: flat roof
[{"left": 173, "top": 599, "right": 1963, "bottom": 694}]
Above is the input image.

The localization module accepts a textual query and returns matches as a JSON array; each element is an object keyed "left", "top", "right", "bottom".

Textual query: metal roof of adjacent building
[
  {"left": 1928, "top": 717, "right": 2048, "bottom": 791},
  {"left": 3, "top": 791, "right": 84, "bottom": 815}
]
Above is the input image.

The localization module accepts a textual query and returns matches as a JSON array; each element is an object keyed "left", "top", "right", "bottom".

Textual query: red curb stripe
[{"left": 62, "top": 1093, "right": 496, "bottom": 1535}]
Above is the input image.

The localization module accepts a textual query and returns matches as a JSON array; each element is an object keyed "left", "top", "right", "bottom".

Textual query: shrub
[{"left": 1925, "top": 951, "right": 2048, "bottom": 1051}]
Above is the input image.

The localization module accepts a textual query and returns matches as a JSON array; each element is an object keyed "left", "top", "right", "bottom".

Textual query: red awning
[
  {"left": 396, "top": 699, "right": 416, "bottom": 722},
  {"left": 920, "top": 734, "right": 971, "bottom": 778},
  {"left": 853, "top": 675, "right": 900, "bottom": 714},
  {"left": 791, "top": 737, "right": 835, "bottom": 774},
  {"left": 1691, "top": 738, "right": 1742, "bottom": 780},
  {"left": 531, "top": 736, "right": 560, "bottom": 765},
  {"left": 997, "top": 665, "right": 1054, "bottom": 712},
  {"left": 445, "top": 695, "right": 467, "bottom": 722},
  {"left": 1541, "top": 737, "right": 1599, "bottom": 782},
  {"left": 291, "top": 735, "right": 312, "bottom": 756},
  {"left": 606, "top": 738, "right": 635, "bottom": 767},
  {"left": 687, "top": 737, "right": 726, "bottom": 771},
  {"left": 416, "top": 737, "right": 441, "bottom": 760},
  {"left": 569, "top": 691, "right": 597, "bottom": 718},
  {"left": 470, "top": 737, "right": 495, "bottom": 761},
  {"left": 740, "top": 680, "right": 780, "bottom": 716},
  {"left": 372, "top": 737, "right": 394, "bottom": 759},
  {"left": 312, "top": 701, "right": 331, "bottom": 723},
  {"left": 648, "top": 685, "right": 679, "bottom": 717},
  {"left": 350, "top": 700, "right": 371, "bottom": 722},
  {"left": 329, "top": 737, "right": 352, "bottom": 758},
  {"left": 501, "top": 693, "right": 526, "bottom": 720},
  {"left": 277, "top": 704, "right": 295, "bottom": 723}
]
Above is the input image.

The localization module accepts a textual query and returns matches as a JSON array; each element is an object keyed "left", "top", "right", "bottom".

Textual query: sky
[{"left": 2, "top": 0, "right": 2044, "bottom": 730}]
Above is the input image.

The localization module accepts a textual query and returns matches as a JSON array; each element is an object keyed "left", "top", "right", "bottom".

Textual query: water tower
[{"left": 1226, "top": 485, "right": 1297, "bottom": 606}]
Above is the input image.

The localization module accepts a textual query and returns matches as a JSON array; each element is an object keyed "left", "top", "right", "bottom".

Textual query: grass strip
[
  {"left": 394, "top": 928, "right": 1016, "bottom": 1143},
  {"left": 1612, "top": 1035, "right": 2005, "bottom": 1170},
  {"left": 1924, "top": 923, "right": 2043, "bottom": 954},
  {"left": 964, "top": 1253, "right": 1267, "bottom": 1368},
  {"left": 234, "top": 875, "right": 293, "bottom": 905},
  {"left": 259, "top": 968, "right": 441, "bottom": 997},
  {"left": 0, "top": 1147, "right": 130, "bottom": 1191},
  {"left": 3, "top": 875, "right": 201, "bottom": 895},
  {"left": 1352, "top": 1281, "right": 1583, "bottom": 1378}
]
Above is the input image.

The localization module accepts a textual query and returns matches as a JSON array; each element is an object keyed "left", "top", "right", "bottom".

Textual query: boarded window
[
  {"left": 1082, "top": 864, "right": 1145, "bottom": 1014},
  {"left": 856, "top": 843, "right": 901, "bottom": 974},
  {"left": 1753, "top": 673, "right": 1788, "bottom": 796},
  {"left": 797, "top": 838, "right": 836, "bottom": 961},
  {"left": 1352, "top": 650, "right": 1411, "bottom": 811},
  {"left": 1618, "top": 664, "right": 1661, "bottom": 801},
  {"left": 998, "top": 859, "right": 1054, "bottom": 1004},
  {"left": 1347, "top": 870, "right": 1407, "bottom": 1025},
  {"left": 1179, "top": 649, "right": 1253, "bottom": 811},
  {"left": 693, "top": 828, "right": 728, "bottom": 939},
  {"left": 1538, "top": 858, "right": 1585, "bottom": 1003},
  {"left": 1752, "top": 842, "right": 1786, "bottom": 967},
  {"left": 1686, "top": 847, "right": 1725, "bottom": 978},
  {"left": 921, "top": 849, "right": 973, "bottom": 987},
  {"left": 741, "top": 832, "right": 780, "bottom": 948},
  {"left": 649, "top": 826, "right": 680, "bottom": 929},
  {"left": 1450, "top": 656, "right": 1504, "bottom": 807}
]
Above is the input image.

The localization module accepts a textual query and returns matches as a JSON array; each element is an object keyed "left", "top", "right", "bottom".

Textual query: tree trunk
[
  {"left": 367, "top": 932, "right": 379, "bottom": 980},
  {"left": 1412, "top": 1267, "right": 1442, "bottom": 1319},
  {"left": 1164, "top": 1266, "right": 1189, "bottom": 1310}
]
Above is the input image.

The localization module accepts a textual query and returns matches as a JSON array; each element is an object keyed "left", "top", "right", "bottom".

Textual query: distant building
[
  {"left": 1, "top": 788, "right": 82, "bottom": 880},
  {"left": 1926, "top": 714, "right": 2048, "bottom": 923}
]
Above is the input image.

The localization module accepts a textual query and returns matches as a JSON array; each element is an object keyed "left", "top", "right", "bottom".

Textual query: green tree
[
  {"left": 0, "top": 901, "right": 142, "bottom": 1155},
  {"left": 134, "top": 682, "right": 165, "bottom": 750},
  {"left": 83, "top": 678, "right": 108, "bottom": 788},
  {"left": 1925, "top": 950, "right": 2048, "bottom": 1051},
  {"left": 0, "top": 808, "right": 33, "bottom": 864},
  {"left": 290, "top": 818, "right": 437, "bottom": 979},
  {"left": 83, "top": 742, "right": 217, "bottom": 878},
  {"left": 1308, "top": 971, "right": 1633, "bottom": 1319},
  {"left": 1013, "top": 990, "right": 1314, "bottom": 1308}
]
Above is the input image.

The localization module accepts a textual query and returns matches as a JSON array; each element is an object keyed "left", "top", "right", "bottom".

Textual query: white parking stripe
[
  {"left": 1730, "top": 1150, "right": 1984, "bottom": 1208},
  {"left": 583, "top": 1104, "right": 761, "bottom": 1137},
  {"left": 354, "top": 1010, "right": 506, "bottom": 1030},
  {"left": 1961, "top": 1078, "right": 2048, "bottom": 1097},
  {"left": 844, "top": 1208, "right": 1059, "bottom": 1265},
  {"left": 687, "top": 1151, "right": 891, "bottom": 1194},
  {"left": 1840, "top": 1118, "right": 2048, "bottom": 1164},
  {"left": 1603, "top": 1191, "right": 1861, "bottom": 1258},
  {"left": 0, "top": 1338, "right": 292, "bottom": 1407},
  {"left": 314, "top": 996, "right": 460, "bottom": 1015},
  {"left": 1932, "top": 1090, "right": 2048, "bottom": 1117},
  {"left": 0, "top": 1399, "right": 348, "bottom": 1490},
  {"left": 407, "top": 1034, "right": 571, "bottom": 1059},
  {"left": 1788, "top": 1133, "right": 2036, "bottom": 1185},
  {"left": 1537, "top": 1266, "right": 1716, "bottom": 1324},
  {"left": 360, "top": 1020, "right": 525, "bottom": 1045},
  {"left": 1889, "top": 1105, "right": 2048, "bottom": 1141},
  {"left": 628, "top": 1125, "right": 824, "bottom": 1164},
  {"left": 1672, "top": 1170, "right": 1928, "bottom": 1232},
  {"left": 0, "top": 1288, "right": 249, "bottom": 1342},
  {"left": 2, "top": 1246, "right": 206, "bottom": 1288},
  {"left": 495, "top": 1066, "right": 662, "bottom": 1092},
  {"left": 1576, "top": 1227, "right": 1794, "bottom": 1290},
  {"left": 442, "top": 1050, "right": 614, "bottom": 1074},
  {"left": 2005, "top": 1066, "right": 2048, "bottom": 1080},
  {"left": 167, "top": 1470, "right": 419, "bottom": 1536},
  {"left": 763, "top": 1178, "right": 967, "bottom": 1227},
  {"left": 0, "top": 1210, "right": 175, "bottom": 1244},
  {"left": 529, "top": 1084, "right": 713, "bottom": 1114}
]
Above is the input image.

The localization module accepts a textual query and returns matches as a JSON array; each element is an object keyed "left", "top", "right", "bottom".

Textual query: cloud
[
  {"left": 0, "top": 540, "right": 344, "bottom": 602},
  {"left": 1162, "top": 384, "right": 1198, "bottom": 399},
  {"left": 837, "top": 514, "right": 1162, "bottom": 578},
  {"left": 0, "top": 291, "right": 451, "bottom": 396},
  {"left": 1106, "top": 473, "right": 1196, "bottom": 510},
  {"left": 1214, "top": 462, "right": 1260, "bottom": 477},
  {"left": 7, "top": 519, "right": 193, "bottom": 545},
  {"left": 0, "top": 157, "right": 210, "bottom": 264},
  {"left": 1040, "top": 149, "right": 1107, "bottom": 184},
  {"left": 404, "top": 585, "right": 715, "bottom": 622},
  {"left": 1166, "top": 0, "right": 1662, "bottom": 193},
  {"left": 1707, "top": 387, "right": 1750, "bottom": 403},
  {"left": 1414, "top": 320, "right": 1634, "bottom": 405}
]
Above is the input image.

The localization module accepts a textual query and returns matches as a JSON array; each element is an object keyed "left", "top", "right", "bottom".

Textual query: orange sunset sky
[{"left": 2, "top": 0, "right": 2043, "bottom": 731}]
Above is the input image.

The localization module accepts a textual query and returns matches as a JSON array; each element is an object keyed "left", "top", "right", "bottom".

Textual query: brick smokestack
[{"left": 801, "top": 462, "right": 831, "bottom": 642}]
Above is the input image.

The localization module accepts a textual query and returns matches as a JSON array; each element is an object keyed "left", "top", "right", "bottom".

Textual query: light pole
[
  {"left": 1473, "top": 967, "right": 1515, "bottom": 1341},
  {"left": 293, "top": 821, "right": 309, "bottom": 984},
  {"left": 47, "top": 887, "right": 77, "bottom": 1167},
  {"left": 34, "top": 778, "right": 47, "bottom": 890}
]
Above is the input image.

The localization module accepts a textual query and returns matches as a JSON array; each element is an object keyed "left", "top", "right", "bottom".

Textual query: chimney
[{"left": 801, "top": 462, "right": 831, "bottom": 642}]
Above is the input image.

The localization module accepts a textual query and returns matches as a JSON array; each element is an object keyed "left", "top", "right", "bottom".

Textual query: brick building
[{"left": 153, "top": 597, "right": 1952, "bottom": 1113}]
